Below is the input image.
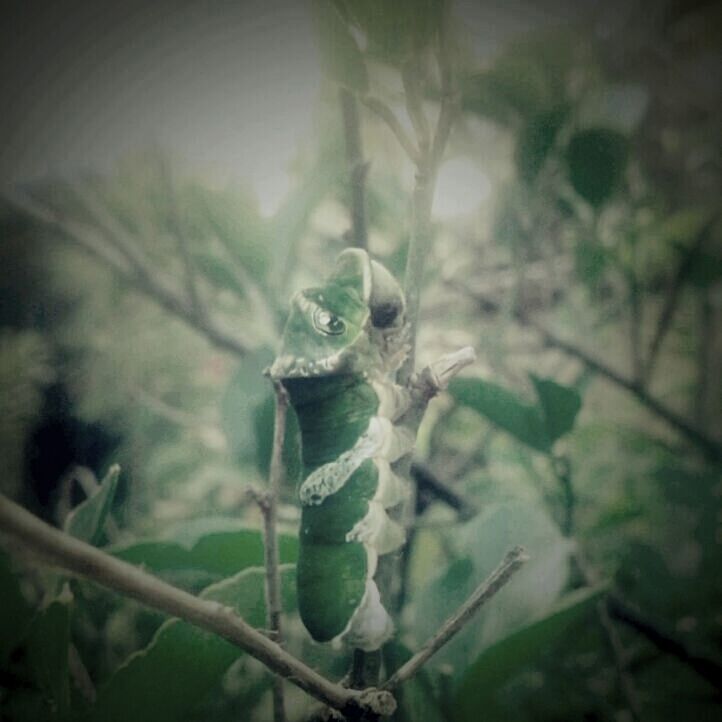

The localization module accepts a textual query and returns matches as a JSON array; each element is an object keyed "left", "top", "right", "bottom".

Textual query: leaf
[
  {"left": 411, "top": 502, "right": 573, "bottom": 678},
  {"left": 578, "top": 83, "right": 649, "bottom": 134},
  {"left": 314, "top": 0, "right": 368, "bottom": 91},
  {"left": 515, "top": 107, "right": 567, "bottom": 182},
  {"left": 111, "top": 528, "right": 298, "bottom": 586},
  {"left": 383, "top": 640, "right": 446, "bottom": 722},
  {"left": 565, "top": 128, "right": 628, "bottom": 208},
  {"left": 452, "top": 586, "right": 606, "bottom": 722},
  {"left": 25, "top": 591, "right": 73, "bottom": 718},
  {"left": 449, "top": 377, "right": 550, "bottom": 452},
  {"left": 344, "top": 0, "right": 445, "bottom": 65},
  {"left": 221, "top": 347, "right": 302, "bottom": 486},
  {"left": 84, "top": 566, "right": 296, "bottom": 722},
  {"left": 64, "top": 464, "right": 120, "bottom": 545},
  {"left": 530, "top": 375, "right": 582, "bottom": 445},
  {"left": 0, "top": 550, "right": 34, "bottom": 665}
]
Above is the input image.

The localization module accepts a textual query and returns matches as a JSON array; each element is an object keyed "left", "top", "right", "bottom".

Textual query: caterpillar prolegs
[{"left": 269, "top": 249, "right": 412, "bottom": 651}]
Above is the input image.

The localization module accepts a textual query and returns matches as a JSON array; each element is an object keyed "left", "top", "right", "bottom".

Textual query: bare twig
[
  {"left": 4, "top": 189, "right": 252, "bottom": 358},
  {"left": 461, "top": 285, "right": 722, "bottom": 461},
  {"left": 410, "top": 460, "right": 478, "bottom": 520},
  {"left": 361, "top": 97, "right": 420, "bottom": 164},
  {"left": 263, "top": 381, "right": 289, "bottom": 722},
  {"left": 643, "top": 213, "right": 717, "bottom": 383},
  {"left": 607, "top": 595, "right": 722, "bottom": 692},
  {"left": 340, "top": 88, "right": 369, "bottom": 251},
  {"left": 0, "top": 494, "right": 396, "bottom": 718},
  {"left": 383, "top": 546, "right": 529, "bottom": 691}
]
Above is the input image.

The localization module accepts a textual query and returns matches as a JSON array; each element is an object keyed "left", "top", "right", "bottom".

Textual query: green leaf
[
  {"left": 26, "top": 591, "right": 72, "bottom": 718},
  {"left": 449, "top": 377, "right": 550, "bottom": 452},
  {"left": 0, "top": 551, "right": 34, "bottom": 665},
  {"left": 411, "top": 503, "right": 573, "bottom": 678},
  {"left": 515, "top": 107, "right": 567, "bottom": 182},
  {"left": 565, "top": 128, "right": 628, "bottom": 208},
  {"left": 64, "top": 464, "right": 120, "bottom": 545},
  {"left": 221, "top": 347, "right": 302, "bottom": 486},
  {"left": 85, "top": 566, "right": 296, "bottom": 722},
  {"left": 383, "top": 640, "right": 446, "bottom": 722},
  {"left": 315, "top": 0, "right": 368, "bottom": 91},
  {"left": 452, "top": 586, "right": 606, "bottom": 722},
  {"left": 344, "top": 0, "right": 445, "bottom": 65},
  {"left": 111, "top": 528, "right": 298, "bottom": 585},
  {"left": 530, "top": 375, "right": 582, "bottom": 444}
]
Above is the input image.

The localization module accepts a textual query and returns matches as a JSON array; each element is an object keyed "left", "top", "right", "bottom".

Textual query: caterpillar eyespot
[
  {"left": 313, "top": 307, "right": 345, "bottom": 336},
  {"left": 270, "top": 248, "right": 411, "bottom": 651}
]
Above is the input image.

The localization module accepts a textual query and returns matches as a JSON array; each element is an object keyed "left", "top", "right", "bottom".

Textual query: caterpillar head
[{"left": 270, "top": 249, "right": 406, "bottom": 379}]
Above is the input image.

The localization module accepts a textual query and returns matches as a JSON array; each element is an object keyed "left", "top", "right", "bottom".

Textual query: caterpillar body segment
[{"left": 269, "top": 249, "right": 411, "bottom": 651}]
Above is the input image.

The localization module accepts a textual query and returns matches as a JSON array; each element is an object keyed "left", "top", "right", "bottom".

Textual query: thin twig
[
  {"left": 642, "top": 213, "right": 717, "bottom": 383},
  {"left": 264, "top": 382, "right": 289, "bottom": 722},
  {"left": 4, "top": 189, "right": 252, "bottom": 358},
  {"left": 340, "top": 88, "right": 369, "bottom": 251},
  {"left": 361, "top": 97, "right": 420, "bottom": 164},
  {"left": 410, "top": 460, "right": 477, "bottom": 520},
  {"left": 383, "top": 546, "right": 529, "bottom": 691},
  {"left": 0, "top": 494, "right": 396, "bottom": 719},
  {"left": 607, "top": 595, "right": 722, "bottom": 692},
  {"left": 461, "top": 284, "right": 722, "bottom": 461}
]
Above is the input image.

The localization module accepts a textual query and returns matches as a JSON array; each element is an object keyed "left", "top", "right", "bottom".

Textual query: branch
[
  {"left": 4, "top": 189, "right": 252, "bottom": 359},
  {"left": 410, "top": 460, "right": 478, "bottom": 520},
  {"left": 383, "top": 546, "right": 529, "bottom": 691},
  {"left": 340, "top": 88, "right": 369, "bottom": 251},
  {"left": 0, "top": 494, "right": 396, "bottom": 719},
  {"left": 607, "top": 595, "right": 722, "bottom": 692},
  {"left": 642, "top": 213, "right": 718, "bottom": 382},
  {"left": 361, "top": 97, "right": 420, "bottom": 164},
  {"left": 264, "top": 382, "right": 289, "bottom": 722},
  {"left": 462, "top": 285, "right": 722, "bottom": 461}
]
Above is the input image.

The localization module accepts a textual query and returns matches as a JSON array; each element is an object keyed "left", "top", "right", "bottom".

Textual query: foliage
[{"left": 1, "top": 2, "right": 721, "bottom": 721}]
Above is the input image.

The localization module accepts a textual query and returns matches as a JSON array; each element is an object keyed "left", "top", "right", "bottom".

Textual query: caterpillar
[{"left": 269, "top": 249, "right": 412, "bottom": 651}]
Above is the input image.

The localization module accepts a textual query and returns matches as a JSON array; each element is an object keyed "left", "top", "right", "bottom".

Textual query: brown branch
[
  {"left": 463, "top": 285, "right": 722, "bottom": 461},
  {"left": 607, "top": 595, "right": 722, "bottom": 692},
  {"left": 263, "top": 381, "right": 289, "bottom": 722},
  {"left": 410, "top": 460, "right": 478, "bottom": 520},
  {"left": 361, "top": 97, "right": 420, "bottom": 164},
  {"left": 4, "top": 189, "right": 252, "bottom": 358},
  {"left": 340, "top": 88, "right": 369, "bottom": 251},
  {"left": 643, "top": 213, "right": 718, "bottom": 383},
  {"left": 0, "top": 493, "right": 396, "bottom": 718},
  {"left": 383, "top": 546, "right": 529, "bottom": 691}
]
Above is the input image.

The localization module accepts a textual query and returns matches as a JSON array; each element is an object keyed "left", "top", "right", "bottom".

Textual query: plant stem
[
  {"left": 383, "top": 546, "right": 528, "bottom": 691},
  {"left": 340, "top": 88, "right": 369, "bottom": 251},
  {"left": 264, "top": 382, "right": 289, "bottom": 722},
  {"left": 0, "top": 493, "right": 395, "bottom": 718}
]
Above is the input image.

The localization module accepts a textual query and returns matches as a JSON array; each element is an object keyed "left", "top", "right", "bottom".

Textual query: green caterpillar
[{"left": 269, "top": 249, "right": 412, "bottom": 651}]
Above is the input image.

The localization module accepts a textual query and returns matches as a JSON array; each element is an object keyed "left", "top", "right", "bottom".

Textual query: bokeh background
[{"left": 1, "top": 1, "right": 721, "bottom": 720}]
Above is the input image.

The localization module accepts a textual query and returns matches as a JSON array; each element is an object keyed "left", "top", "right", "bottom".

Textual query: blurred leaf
[
  {"left": 384, "top": 640, "right": 446, "bottom": 722},
  {"left": 84, "top": 566, "right": 296, "bottom": 722},
  {"left": 578, "top": 83, "right": 649, "bottom": 134},
  {"left": 0, "top": 551, "right": 34, "bottom": 665},
  {"left": 515, "top": 107, "right": 567, "bottom": 182},
  {"left": 26, "top": 592, "right": 72, "bottom": 719},
  {"left": 565, "top": 128, "right": 628, "bottom": 208},
  {"left": 574, "top": 237, "right": 611, "bottom": 286},
  {"left": 192, "top": 252, "right": 246, "bottom": 296},
  {"left": 344, "top": 0, "right": 444, "bottom": 64},
  {"left": 452, "top": 586, "right": 606, "bottom": 722},
  {"left": 315, "top": 0, "right": 368, "bottom": 91},
  {"left": 449, "top": 377, "right": 550, "bottom": 452},
  {"left": 221, "top": 348, "right": 302, "bottom": 486},
  {"left": 411, "top": 502, "right": 572, "bottom": 678},
  {"left": 64, "top": 464, "right": 120, "bottom": 546},
  {"left": 530, "top": 375, "right": 582, "bottom": 445},
  {"left": 111, "top": 528, "right": 298, "bottom": 584}
]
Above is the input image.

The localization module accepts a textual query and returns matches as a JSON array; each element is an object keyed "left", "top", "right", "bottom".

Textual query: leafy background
[{"left": 1, "top": 1, "right": 721, "bottom": 720}]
